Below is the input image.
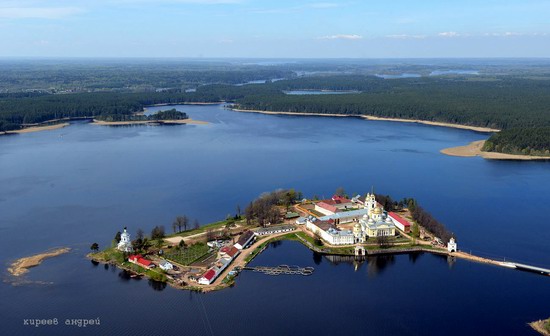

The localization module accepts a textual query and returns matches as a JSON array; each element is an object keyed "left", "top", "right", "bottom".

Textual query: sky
[{"left": 1, "top": 0, "right": 550, "bottom": 58}]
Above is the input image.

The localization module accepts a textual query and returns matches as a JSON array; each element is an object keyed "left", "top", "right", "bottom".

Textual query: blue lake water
[
  {"left": 430, "top": 70, "right": 480, "bottom": 76},
  {"left": 1, "top": 103, "right": 549, "bottom": 335},
  {"left": 375, "top": 73, "right": 422, "bottom": 79}
]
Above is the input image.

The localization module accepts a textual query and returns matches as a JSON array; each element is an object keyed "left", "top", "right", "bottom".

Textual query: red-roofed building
[
  {"left": 198, "top": 269, "right": 217, "bottom": 285},
  {"left": 128, "top": 254, "right": 155, "bottom": 269},
  {"left": 388, "top": 212, "right": 411, "bottom": 233},
  {"left": 220, "top": 246, "right": 240, "bottom": 259},
  {"left": 314, "top": 196, "right": 354, "bottom": 216},
  {"left": 315, "top": 201, "right": 339, "bottom": 215}
]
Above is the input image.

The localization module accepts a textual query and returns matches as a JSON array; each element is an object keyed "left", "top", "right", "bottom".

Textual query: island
[
  {"left": 530, "top": 318, "right": 550, "bottom": 336},
  {"left": 93, "top": 108, "right": 208, "bottom": 126},
  {"left": 8, "top": 247, "right": 71, "bottom": 277},
  {"left": 88, "top": 187, "right": 548, "bottom": 295}
]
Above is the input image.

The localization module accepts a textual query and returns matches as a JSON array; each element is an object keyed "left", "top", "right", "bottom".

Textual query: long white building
[{"left": 306, "top": 219, "right": 354, "bottom": 245}]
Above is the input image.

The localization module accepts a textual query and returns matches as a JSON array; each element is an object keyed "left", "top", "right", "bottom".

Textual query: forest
[
  {"left": 95, "top": 109, "right": 188, "bottom": 122},
  {"left": 482, "top": 127, "right": 550, "bottom": 156},
  {"left": 1, "top": 60, "right": 550, "bottom": 155}
]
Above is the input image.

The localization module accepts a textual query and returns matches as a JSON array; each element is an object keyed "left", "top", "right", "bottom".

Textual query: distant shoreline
[
  {"left": 441, "top": 140, "right": 550, "bottom": 161},
  {"left": 0, "top": 122, "right": 69, "bottom": 135},
  {"left": 149, "top": 102, "right": 225, "bottom": 107},
  {"left": 231, "top": 108, "right": 500, "bottom": 133},
  {"left": 92, "top": 118, "right": 209, "bottom": 126}
]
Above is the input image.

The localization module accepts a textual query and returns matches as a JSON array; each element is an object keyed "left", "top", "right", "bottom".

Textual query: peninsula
[{"left": 441, "top": 140, "right": 550, "bottom": 160}]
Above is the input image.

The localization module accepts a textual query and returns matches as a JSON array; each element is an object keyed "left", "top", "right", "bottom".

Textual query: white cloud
[
  {"left": 386, "top": 34, "right": 426, "bottom": 39},
  {"left": 438, "top": 31, "right": 460, "bottom": 38},
  {"left": 0, "top": 7, "right": 83, "bottom": 19},
  {"left": 319, "top": 34, "right": 363, "bottom": 40}
]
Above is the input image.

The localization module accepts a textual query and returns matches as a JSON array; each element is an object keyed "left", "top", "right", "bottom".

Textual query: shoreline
[
  {"left": 231, "top": 108, "right": 500, "bottom": 133},
  {"left": 92, "top": 118, "right": 209, "bottom": 126},
  {"left": 0, "top": 122, "right": 69, "bottom": 135},
  {"left": 149, "top": 102, "right": 225, "bottom": 107},
  {"left": 529, "top": 319, "right": 550, "bottom": 336},
  {"left": 441, "top": 140, "right": 550, "bottom": 161},
  {"left": 8, "top": 247, "right": 71, "bottom": 277}
]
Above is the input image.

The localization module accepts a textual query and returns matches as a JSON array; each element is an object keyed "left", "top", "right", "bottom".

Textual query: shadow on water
[
  {"left": 269, "top": 240, "right": 283, "bottom": 249},
  {"left": 148, "top": 280, "right": 167, "bottom": 291}
]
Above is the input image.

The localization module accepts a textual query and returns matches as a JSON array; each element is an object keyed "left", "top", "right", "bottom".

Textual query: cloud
[
  {"left": 438, "top": 31, "right": 460, "bottom": 38},
  {"left": 0, "top": 7, "right": 83, "bottom": 19},
  {"left": 319, "top": 34, "right": 363, "bottom": 40},
  {"left": 386, "top": 34, "right": 426, "bottom": 39}
]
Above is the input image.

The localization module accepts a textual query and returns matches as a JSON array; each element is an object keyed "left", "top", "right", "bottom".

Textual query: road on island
[{"left": 207, "top": 230, "right": 298, "bottom": 289}]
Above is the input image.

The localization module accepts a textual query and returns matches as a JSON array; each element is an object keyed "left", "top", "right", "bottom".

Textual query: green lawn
[
  {"left": 164, "top": 243, "right": 210, "bottom": 265},
  {"left": 91, "top": 247, "right": 125, "bottom": 264}
]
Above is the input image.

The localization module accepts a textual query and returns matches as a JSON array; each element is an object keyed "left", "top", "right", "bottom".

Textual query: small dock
[
  {"left": 501, "top": 262, "right": 550, "bottom": 276},
  {"left": 244, "top": 265, "right": 314, "bottom": 276}
]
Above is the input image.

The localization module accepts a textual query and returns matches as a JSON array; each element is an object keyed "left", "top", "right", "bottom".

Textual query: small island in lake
[
  {"left": 8, "top": 247, "right": 71, "bottom": 277},
  {"left": 530, "top": 318, "right": 550, "bottom": 336},
  {"left": 93, "top": 108, "right": 208, "bottom": 126}
]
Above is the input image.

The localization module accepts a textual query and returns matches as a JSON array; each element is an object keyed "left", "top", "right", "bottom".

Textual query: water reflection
[
  {"left": 322, "top": 253, "right": 405, "bottom": 277},
  {"left": 148, "top": 280, "right": 167, "bottom": 291}
]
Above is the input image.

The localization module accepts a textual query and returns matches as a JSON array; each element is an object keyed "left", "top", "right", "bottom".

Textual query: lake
[
  {"left": 430, "top": 70, "right": 480, "bottom": 76},
  {"left": 375, "top": 73, "right": 422, "bottom": 79},
  {"left": 1, "top": 104, "right": 549, "bottom": 335}
]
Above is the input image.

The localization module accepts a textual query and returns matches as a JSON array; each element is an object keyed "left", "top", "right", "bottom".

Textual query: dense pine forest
[{"left": 2, "top": 59, "right": 550, "bottom": 156}]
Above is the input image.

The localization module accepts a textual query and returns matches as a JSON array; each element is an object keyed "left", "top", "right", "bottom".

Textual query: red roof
[
  {"left": 202, "top": 269, "right": 216, "bottom": 281},
  {"left": 226, "top": 246, "right": 240, "bottom": 258},
  {"left": 389, "top": 212, "right": 410, "bottom": 227},
  {"left": 317, "top": 201, "right": 338, "bottom": 213},
  {"left": 332, "top": 195, "right": 352, "bottom": 203},
  {"left": 220, "top": 246, "right": 231, "bottom": 253},
  {"left": 137, "top": 258, "right": 152, "bottom": 267},
  {"left": 128, "top": 254, "right": 142, "bottom": 261}
]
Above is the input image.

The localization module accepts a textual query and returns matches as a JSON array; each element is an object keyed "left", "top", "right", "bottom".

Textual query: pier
[
  {"left": 503, "top": 262, "right": 550, "bottom": 276},
  {"left": 244, "top": 265, "right": 314, "bottom": 276}
]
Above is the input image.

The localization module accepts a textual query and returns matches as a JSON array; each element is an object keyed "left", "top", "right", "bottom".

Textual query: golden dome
[{"left": 373, "top": 207, "right": 382, "bottom": 215}]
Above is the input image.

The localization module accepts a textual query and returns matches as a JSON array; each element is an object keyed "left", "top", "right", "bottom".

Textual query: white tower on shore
[
  {"left": 117, "top": 227, "right": 134, "bottom": 253},
  {"left": 447, "top": 237, "right": 457, "bottom": 253}
]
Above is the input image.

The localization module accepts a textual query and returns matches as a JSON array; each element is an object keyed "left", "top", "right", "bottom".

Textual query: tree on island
[
  {"left": 151, "top": 225, "right": 165, "bottom": 240},
  {"left": 335, "top": 187, "right": 347, "bottom": 198},
  {"left": 114, "top": 231, "right": 122, "bottom": 244},
  {"left": 136, "top": 228, "right": 144, "bottom": 241},
  {"left": 90, "top": 242, "right": 99, "bottom": 252},
  {"left": 376, "top": 235, "right": 393, "bottom": 248},
  {"left": 173, "top": 215, "right": 188, "bottom": 233},
  {"left": 193, "top": 219, "right": 200, "bottom": 230},
  {"left": 178, "top": 239, "right": 187, "bottom": 249},
  {"left": 206, "top": 229, "right": 216, "bottom": 241}
]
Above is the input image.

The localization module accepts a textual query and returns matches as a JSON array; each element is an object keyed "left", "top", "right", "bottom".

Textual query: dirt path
[
  {"left": 164, "top": 224, "right": 245, "bottom": 245},
  {"left": 8, "top": 248, "right": 71, "bottom": 276}
]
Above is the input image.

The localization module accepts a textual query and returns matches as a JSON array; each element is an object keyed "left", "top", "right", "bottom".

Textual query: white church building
[
  {"left": 117, "top": 227, "right": 134, "bottom": 253},
  {"left": 352, "top": 193, "right": 396, "bottom": 243}
]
